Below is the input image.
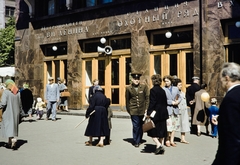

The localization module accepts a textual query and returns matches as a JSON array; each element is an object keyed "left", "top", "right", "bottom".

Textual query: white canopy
[{"left": 0, "top": 67, "right": 15, "bottom": 77}]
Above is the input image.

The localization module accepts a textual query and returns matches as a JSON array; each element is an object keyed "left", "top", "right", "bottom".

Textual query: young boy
[{"left": 208, "top": 98, "right": 219, "bottom": 138}]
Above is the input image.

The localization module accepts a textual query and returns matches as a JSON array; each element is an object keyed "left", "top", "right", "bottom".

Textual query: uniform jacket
[
  {"left": 212, "top": 85, "right": 240, "bottom": 165},
  {"left": 44, "top": 83, "right": 60, "bottom": 102},
  {"left": 163, "top": 86, "right": 182, "bottom": 115},
  {"left": 125, "top": 84, "right": 149, "bottom": 115},
  {"left": 147, "top": 85, "right": 168, "bottom": 122}
]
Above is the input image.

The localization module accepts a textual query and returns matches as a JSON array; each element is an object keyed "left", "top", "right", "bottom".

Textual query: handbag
[
  {"left": 142, "top": 117, "right": 155, "bottom": 132},
  {"left": 60, "top": 90, "right": 71, "bottom": 97}
]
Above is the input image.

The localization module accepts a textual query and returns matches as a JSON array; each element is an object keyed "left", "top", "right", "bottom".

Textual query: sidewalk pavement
[{"left": 56, "top": 109, "right": 130, "bottom": 119}]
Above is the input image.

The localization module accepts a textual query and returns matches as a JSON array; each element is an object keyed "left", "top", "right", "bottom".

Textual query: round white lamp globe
[
  {"left": 100, "top": 37, "right": 106, "bottom": 44},
  {"left": 52, "top": 46, "right": 57, "bottom": 51},
  {"left": 235, "top": 21, "right": 240, "bottom": 28},
  {"left": 201, "top": 92, "right": 210, "bottom": 102},
  {"left": 165, "top": 31, "right": 172, "bottom": 38}
]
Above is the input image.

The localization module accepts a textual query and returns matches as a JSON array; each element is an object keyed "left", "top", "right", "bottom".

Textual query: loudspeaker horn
[
  {"left": 97, "top": 46, "right": 105, "bottom": 53},
  {"left": 97, "top": 46, "right": 112, "bottom": 55},
  {"left": 104, "top": 46, "right": 112, "bottom": 55}
]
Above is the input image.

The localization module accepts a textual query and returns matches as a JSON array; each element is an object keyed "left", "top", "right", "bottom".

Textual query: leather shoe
[
  {"left": 96, "top": 143, "right": 104, "bottom": 147},
  {"left": 134, "top": 143, "right": 139, "bottom": 147},
  {"left": 155, "top": 146, "right": 165, "bottom": 155}
]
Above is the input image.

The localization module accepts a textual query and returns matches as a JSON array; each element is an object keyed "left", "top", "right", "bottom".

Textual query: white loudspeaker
[
  {"left": 97, "top": 46, "right": 105, "bottom": 53},
  {"left": 104, "top": 46, "right": 112, "bottom": 55},
  {"left": 97, "top": 46, "right": 112, "bottom": 55}
]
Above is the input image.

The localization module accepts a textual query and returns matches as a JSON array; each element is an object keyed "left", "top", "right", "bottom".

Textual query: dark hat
[
  {"left": 192, "top": 76, "right": 200, "bottom": 80},
  {"left": 131, "top": 72, "right": 142, "bottom": 79},
  {"left": 57, "top": 77, "right": 61, "bottom": 81}
]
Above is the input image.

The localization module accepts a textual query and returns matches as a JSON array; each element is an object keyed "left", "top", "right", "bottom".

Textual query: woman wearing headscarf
[
  {"left": 0, "top": 79, "right": 22, "bottom": 149},
  {"left": 84, "top": 85, "right": 110, "bottom": 147}
]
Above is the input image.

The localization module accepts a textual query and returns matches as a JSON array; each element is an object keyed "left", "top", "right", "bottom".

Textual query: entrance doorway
[
  {"left": 82, "top": 55, "right": 131, "bottom": 110},
  {"left": 150, "top": 50, "right": 194, "bottom": 91}
]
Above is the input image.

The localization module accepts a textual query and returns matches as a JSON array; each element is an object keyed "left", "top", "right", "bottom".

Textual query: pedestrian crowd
[
  {"left": 0, "top": 77, "right": 70, "bottom": 149},
  {"left": 1, "top": 62, "right": 240, "bottom": 164}
]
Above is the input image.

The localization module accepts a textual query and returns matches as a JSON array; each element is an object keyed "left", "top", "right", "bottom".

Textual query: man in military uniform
[{"left": 125, "top": 73, "right": 149, "bottom": 147}]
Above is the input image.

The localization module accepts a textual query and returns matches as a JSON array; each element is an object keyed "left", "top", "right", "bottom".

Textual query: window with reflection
[
  {"left": 85, "top": 61, "right": 92, "bottom": 86},
  {"left": 98, "top": 60, "right": 105, "bottom": 85},
  {"left": 154, "top": 55, "right": 161, "bottom": 74},
  {"left": 112, "top": 59, "right": 119, "bottom": 85},
  {"left": 48, "top": 0, "right": 55, "bottom": 15}
]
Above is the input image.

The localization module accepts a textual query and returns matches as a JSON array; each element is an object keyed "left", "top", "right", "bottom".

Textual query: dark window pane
[
  {"left": 111, "top": 88, "right": 119, "bottom": 104},
  {"left": 84, "top": 42, "right": 99, "bottom": 53},
  {"left": 112, "top": 59, "right": 119, "bottom": 85},
  {"left": 228, "top": 44, "right": 240, "bottom": 64},
  {"left": 186, "top": 53, "right": 193, "bottom": 84},
  {"left": 98, "top": 60, "right": 105, "bottom": 85},
  {"left": 125, "top": 58, "right": 131, "bottom": 85},
  {"left": 100, "top": 0, "right": 113, "bottom": 4},
  {"left": 170, "top": 54, "right": 177, "bottom": 76},
  {"left": 110, "top": 38, "right": 131, "bottom": 50},
  {"left": 41, "top": 42, "right": 67, "bottom": 56},
  {"left": 228, "top": 25, "right": 240, "bottom": 39},
  {"left": 59, "top": 0, "right": 67, "bottom": 12},
  {"left": 86, "top": 0, "right": 96, "bottom": 6},
  {"left": 153, "top": 30, "right": 193, "bottom": 45}
]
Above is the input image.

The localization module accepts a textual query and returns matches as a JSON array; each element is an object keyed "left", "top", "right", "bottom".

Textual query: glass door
[{"left": 82, "top": 55, "right": 131, "bottom": 110}]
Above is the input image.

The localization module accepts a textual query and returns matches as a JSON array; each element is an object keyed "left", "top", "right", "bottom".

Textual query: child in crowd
[
  {"left": 35, "top": 97, "right": 46, "bottom": 120},
  {"left": 208, "top": 98, "right": 219, "bottom": 138}
]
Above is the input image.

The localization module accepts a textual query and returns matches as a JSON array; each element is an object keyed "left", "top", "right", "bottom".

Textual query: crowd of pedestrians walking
[{"left": 1, "top": 62, "right": 240, "bottom": 164}]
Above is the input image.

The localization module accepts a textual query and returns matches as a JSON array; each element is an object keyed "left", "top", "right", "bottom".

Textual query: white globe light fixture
[
  {"left": 236, "top": 21, "right": 240, "bottom": 28},
  {"left": 100, "top": 37, "right": 106, "bottom": 44},
  {"left": 52, "top": 46, "right": 57, "bottom": 51},
  {"left": 165, "top": 31, "right": 172, "bottom": 38}
]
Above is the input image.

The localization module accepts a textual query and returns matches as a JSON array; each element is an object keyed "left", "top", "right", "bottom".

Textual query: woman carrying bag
[{"left": 146, "top": 74, "right": 169, "bottom": 155}]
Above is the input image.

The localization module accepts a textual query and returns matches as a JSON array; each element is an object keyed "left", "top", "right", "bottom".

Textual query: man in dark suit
[
  {"left": 212, "top": 62, "right": 240, "bottom": 165},
  {"left": 125, "top": 73, "right": 149, "bottom": 147},
  {"left": 186, "top": 76, "right": 200, "bottom": 134}
]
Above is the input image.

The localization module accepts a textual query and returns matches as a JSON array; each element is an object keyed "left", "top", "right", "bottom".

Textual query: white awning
[{"left": 0, "top": 67, "right": 15, "bottom": 77}]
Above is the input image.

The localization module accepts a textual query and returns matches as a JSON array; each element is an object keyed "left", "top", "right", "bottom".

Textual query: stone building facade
[{"left": 14, "top": 0, "right": 240, "bottom": 110}]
